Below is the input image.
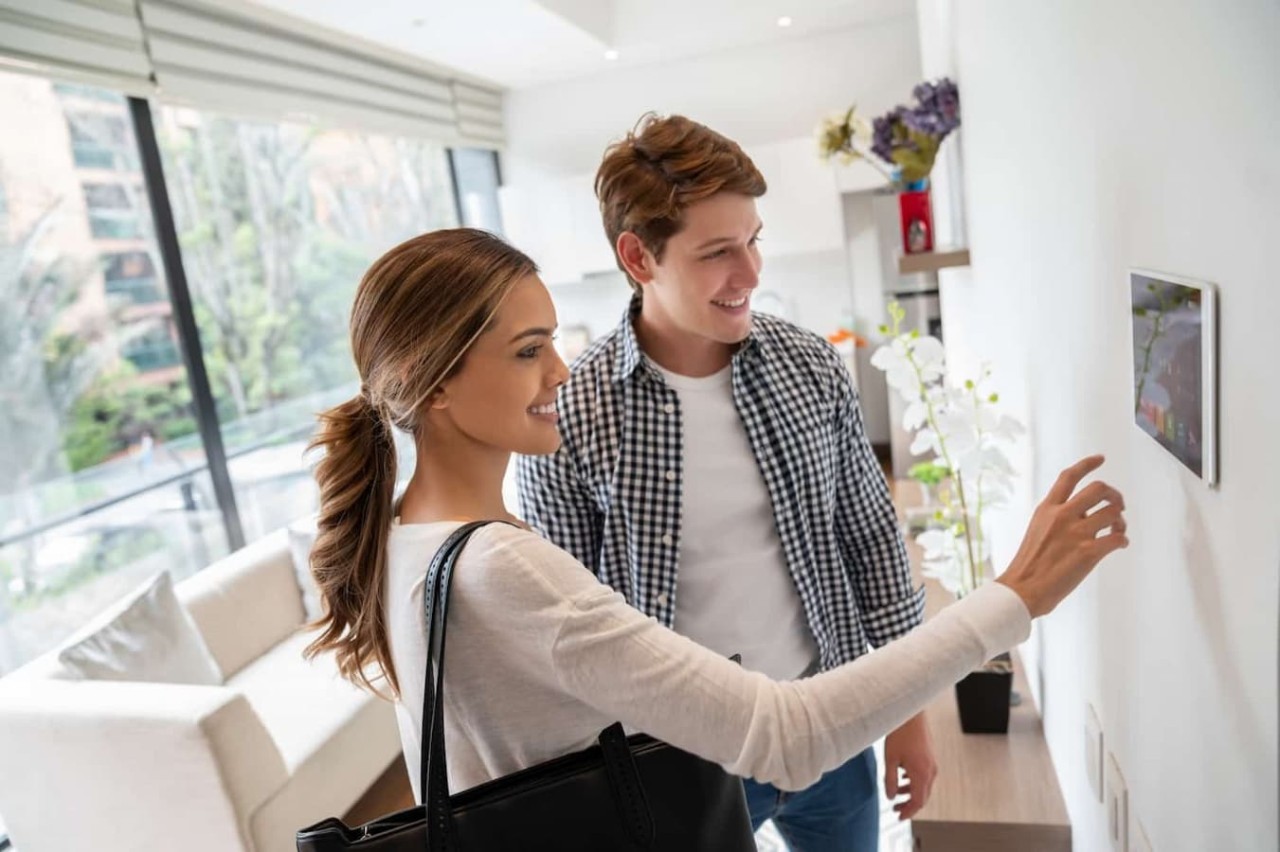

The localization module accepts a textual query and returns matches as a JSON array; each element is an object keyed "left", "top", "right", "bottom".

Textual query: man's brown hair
[{"left": 594, "top": 114, "right": 767, "bottom": 290}]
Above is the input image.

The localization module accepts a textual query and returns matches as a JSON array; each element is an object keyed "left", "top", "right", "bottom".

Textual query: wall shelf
[
  {"left": 898, "top": 246, "right": 971, "bottom": 275},
  {"left": 895, "top": 480, "right": 1072, "bottom": 852}
]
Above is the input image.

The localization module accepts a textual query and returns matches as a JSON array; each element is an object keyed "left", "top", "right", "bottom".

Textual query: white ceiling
[{"left": 249, "top": 0, "right": 915, "bottom": 90}]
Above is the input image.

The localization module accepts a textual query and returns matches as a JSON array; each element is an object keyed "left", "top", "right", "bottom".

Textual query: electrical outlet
[
  {"left": 1105, "top": 752, "right": 1129, "bottom": 852},
  {"left": 1132, "top": 818, "right": 1153, "bottom": 852},
  {"left": 1085, "top": 704, "right": 1104, "bottom": 803}
]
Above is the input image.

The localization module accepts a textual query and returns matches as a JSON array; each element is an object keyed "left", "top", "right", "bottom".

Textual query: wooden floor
[{"left": 344, "top": 755, "right": 415, "bottom": 825}]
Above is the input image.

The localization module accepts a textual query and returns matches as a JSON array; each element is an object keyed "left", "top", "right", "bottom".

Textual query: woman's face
[{"left": 430, "top": 273, "right": 570, "bottom": 456}]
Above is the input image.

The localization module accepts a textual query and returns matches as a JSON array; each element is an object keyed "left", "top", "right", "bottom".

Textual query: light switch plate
[
  {"left": 1085, "top": 704, "right": 1104, "bottom": 803},
  {"left": 1132, "top": 819, "right": 1153, "bottom": 852},
  {"left": 1105, "top": 752, "right": 1129, "bottom": 852}
]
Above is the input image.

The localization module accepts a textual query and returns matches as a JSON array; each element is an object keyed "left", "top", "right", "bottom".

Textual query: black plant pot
[{"left": 954, "top": 653, "right": 1013, "bottom": 734}]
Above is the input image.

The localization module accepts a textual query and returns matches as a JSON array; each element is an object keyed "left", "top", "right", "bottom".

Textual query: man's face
[{"left": 638, "top": 192, "right": 763, "bottom": 352}]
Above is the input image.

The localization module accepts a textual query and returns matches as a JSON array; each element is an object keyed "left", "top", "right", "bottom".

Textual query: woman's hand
[{"left": 996, "top": 455, "right": 1129, "bottom": 618}]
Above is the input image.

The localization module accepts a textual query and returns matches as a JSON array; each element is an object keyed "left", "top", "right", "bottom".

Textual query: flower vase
[
  {"left": 955, "top": 651, "right": 1013, "bottom": 734},
  {"left": 898, "top": 179, "right": 934, "bottom": 254}
]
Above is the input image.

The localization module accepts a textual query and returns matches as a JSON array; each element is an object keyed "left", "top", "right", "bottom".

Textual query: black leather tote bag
[{"left": 297, "top": 521, "right": 756, "bottom": 851}]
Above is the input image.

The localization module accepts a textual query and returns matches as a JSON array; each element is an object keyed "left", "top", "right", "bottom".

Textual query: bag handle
[
  {"left": 418, "top": 522, "right": 656, "bottom": 851},
  {"left": 421, "top": 521, "right": 491, "bottom": 850}
]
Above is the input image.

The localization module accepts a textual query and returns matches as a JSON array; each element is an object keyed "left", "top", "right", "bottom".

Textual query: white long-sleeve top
[{"left": 384, "top": 521, "right": 1030, "bottom": 802}]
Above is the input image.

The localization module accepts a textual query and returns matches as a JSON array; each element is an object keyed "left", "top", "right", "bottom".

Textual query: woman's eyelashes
[{"left": 517, "top": 335, "right": 557, "bottom": 359}]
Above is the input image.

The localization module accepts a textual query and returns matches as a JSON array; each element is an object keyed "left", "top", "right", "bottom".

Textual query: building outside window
[{"left": 102, "top": 250, "right": 163, "bottom": 305}]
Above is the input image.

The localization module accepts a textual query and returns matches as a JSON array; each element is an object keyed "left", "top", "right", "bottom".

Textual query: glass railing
[{"left": 0, "top": 468, "right": 230, "bottom": 678}]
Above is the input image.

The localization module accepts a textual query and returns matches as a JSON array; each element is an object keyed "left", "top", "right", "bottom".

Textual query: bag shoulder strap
[
  {"left": 419, "top": 520, "right": 679, "bottom": 851},
  {"left": 420, "top": 521, "right": 512, "bottom": 850}
]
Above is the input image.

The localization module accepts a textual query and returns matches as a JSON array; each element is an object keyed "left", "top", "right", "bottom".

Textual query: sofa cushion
[
  {"left": 242, "top": 637, "right": 402, "bottom": 852},
  {"left": 286, "top": 515, "right": 323, "bottom": 621},
  {"left": 227, "top": 629, "right": 379, "bottom": 772},
  {"left": 58, "top": 571, "right": 223, "bottom": 685},
  {"left": 179, "top": 529, "right": 306, "bottom": 679}
]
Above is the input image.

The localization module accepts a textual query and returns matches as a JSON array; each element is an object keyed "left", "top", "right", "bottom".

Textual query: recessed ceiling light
[
  {"left": 411, "top": 17, "right": 425, "bottom": 27},
  {"left": 604, "top": 49, "right": 619, "bottom": 60},
  {"left": 777, "top": 16, "right": 793, "bottom": 27}
]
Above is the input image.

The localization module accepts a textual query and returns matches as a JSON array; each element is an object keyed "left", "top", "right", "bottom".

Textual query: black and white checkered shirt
[{"left": 516, "top": 302, "right": 924, "bottom": 671}]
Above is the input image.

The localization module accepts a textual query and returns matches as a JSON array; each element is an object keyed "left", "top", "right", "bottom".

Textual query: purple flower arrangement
[
  {"left": 870, "top": 77, "right": 961, "bottom": 186},
  {"left": 817, "top": 77, "right": 962, "bottom": 189}
]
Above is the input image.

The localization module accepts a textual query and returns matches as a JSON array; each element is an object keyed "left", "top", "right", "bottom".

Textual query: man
[{"left": 516, "top": 114, "right": 936, "bottom": 850}]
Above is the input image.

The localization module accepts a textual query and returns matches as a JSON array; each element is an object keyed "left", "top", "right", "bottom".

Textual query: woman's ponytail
[{"left": 304, "top": 391, "right": 398, "bottom": 695}]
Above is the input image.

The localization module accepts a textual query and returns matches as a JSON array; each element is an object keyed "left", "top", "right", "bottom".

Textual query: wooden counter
[{"left": 897, "top": 485, "right": 1072, "bottom": 852}]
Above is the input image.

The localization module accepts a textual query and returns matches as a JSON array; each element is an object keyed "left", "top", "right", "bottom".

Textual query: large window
[
  {"left": 0, "top": 72, "right": 227, "bottom": 680},
  {"left": 0, "top": 75, "right": 480, "bottom": 678},
  {"left": 153, "top": 105, "right": 458, "bottom": 540},
  {"left": 0, "top": 68, "right": 493, "bottom": 849},
  {"left": 451, "top": 147, "right": 504, "bottom": 233}
]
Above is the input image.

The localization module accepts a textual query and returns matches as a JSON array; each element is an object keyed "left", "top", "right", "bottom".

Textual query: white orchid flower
[
  {"left": 910, "top": 428, "right": 939, "bottom": 456},
  {"left": 870, "top": 307, "right": 1025, "bottom": 597},
  {"left": 994, "top": 414, "right": 1025, "bottom": 442},
  {"left": 902, "top": 397, "right": 929, "bottom": 430},
  {"left": 870, "top": 341, "right": 917, "bottom": 396},
  {"left": 922, "top": 562, "right": 967, "bottom": 597},
  {"left": 915, "top": 528, "right": 953, "bottom": 560},
  {"left": 935, "top": 409, "right": 979, "bottom": 455},
  {"left": 909, "top": 335, "right": 946, "bottom": 382}
]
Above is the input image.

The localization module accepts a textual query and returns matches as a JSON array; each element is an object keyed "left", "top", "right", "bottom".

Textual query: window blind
[{"left": 0, "top": 0, "right": 504, "bottom": 146}]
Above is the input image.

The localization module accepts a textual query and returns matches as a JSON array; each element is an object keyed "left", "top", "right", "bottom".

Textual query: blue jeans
[{"left": 744, "top": 748, "right": 879, "bottom": 852}]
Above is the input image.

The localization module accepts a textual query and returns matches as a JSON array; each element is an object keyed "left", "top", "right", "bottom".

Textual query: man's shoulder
[
  {"left": 750, "top": 312, "right": 845, "bottom": 376},
  {"left": 557, "top": 324, "right": 625, "bottom": 424},
  {"left": 568, "top": 323, "right": 624, "bottom": 377}
]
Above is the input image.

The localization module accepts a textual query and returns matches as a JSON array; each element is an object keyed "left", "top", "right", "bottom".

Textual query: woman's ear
[{"left": 428, "top": 386, "right": 450, "bottom": 410}]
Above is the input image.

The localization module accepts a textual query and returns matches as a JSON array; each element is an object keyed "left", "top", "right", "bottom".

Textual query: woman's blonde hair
[{"left": 304, "top": 228, "right": 537, "bottom": 696}]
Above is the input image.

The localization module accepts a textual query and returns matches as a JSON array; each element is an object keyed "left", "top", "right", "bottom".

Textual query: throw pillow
[{"left": 58, "top": 571, "right": 222, "bottom": 685}]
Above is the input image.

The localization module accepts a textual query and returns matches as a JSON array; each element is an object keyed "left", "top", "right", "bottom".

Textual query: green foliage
[
  {"left": 158, "top": 116, "right": 364, "bottom": 422},
  {"left": 908, "top": 460, "right": 951, "bottom": 487},
  {"left": 887, "top": 127, "right": 942, "bottom": 185},
  {"left": 63, "top": 367, "right": 196, "bottom": 471}
]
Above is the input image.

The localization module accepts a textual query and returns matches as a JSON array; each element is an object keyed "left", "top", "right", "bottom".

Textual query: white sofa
[{"left": 0, "top": 527, "right": 403, "bottom": 852}]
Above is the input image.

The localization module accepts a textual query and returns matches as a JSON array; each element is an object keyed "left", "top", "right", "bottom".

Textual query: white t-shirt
[
  {"left": 651, "top": 361, "right": 820, "bottom": 680},
  {"left": 383, "top": 521, "right": 1029, "bottom": 800}
]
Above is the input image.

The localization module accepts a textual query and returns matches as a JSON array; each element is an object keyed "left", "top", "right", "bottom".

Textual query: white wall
[
  {"left": 503, "top": 13, "right": 922, "bottom": 180},
  {"left": 504, "top": 15, "right": 924, "bottom": 396},
  {"left": 546, "top": 248, "right": 857, "bottom": 358},
  {"left": 920, "top": 1, "right": 1280, "bottom": 849}
]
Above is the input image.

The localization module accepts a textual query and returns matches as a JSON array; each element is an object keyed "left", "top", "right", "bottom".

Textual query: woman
[{"left": 305, "top": 228, "right": 1128, "bottom": 801}]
